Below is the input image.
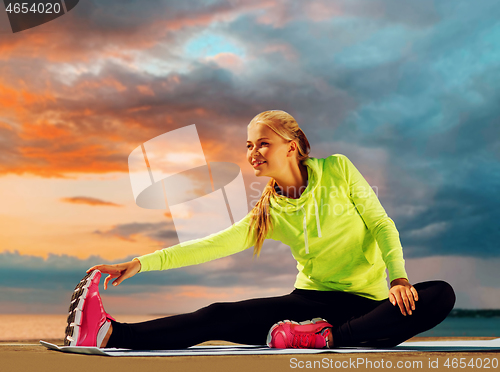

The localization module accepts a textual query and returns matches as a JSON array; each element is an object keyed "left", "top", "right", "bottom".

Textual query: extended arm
[
  {"left": 87, "top": 212, "right": 257, "bottom": 288},
  {"left": 135, "top": 212, "right": 257, "bottom": 272}
]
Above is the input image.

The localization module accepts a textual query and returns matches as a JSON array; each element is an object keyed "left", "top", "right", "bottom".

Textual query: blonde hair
[{"left": 246, "top": 110, "right": 311, "bottom": 258}]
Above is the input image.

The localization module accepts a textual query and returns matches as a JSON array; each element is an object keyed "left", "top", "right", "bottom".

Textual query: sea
[
  {"left": 0, "top": 311, "right": 499, "bottom": 342},
  {"left": 418, "top": 310, "right": 500, "bottom": 338}
]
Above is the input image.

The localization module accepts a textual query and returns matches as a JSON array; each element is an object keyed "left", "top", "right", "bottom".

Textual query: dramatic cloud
[
  {"left": 0, "top": 244, "right": 299, "bottom": 313},
  {"left": 0, "top": 0, "right": 499, "bottom": 313},
  {"left": 0, "top": 241, "right": 297, "bottom": 292}
]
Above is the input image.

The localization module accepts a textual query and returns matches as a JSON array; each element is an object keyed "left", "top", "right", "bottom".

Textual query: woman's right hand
[{"left": 87, "top": 258, "right": 142, "bottom": 290}]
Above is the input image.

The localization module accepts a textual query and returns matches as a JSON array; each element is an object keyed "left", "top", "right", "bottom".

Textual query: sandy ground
[{"left": 2, "top": 337, "right": 499, "bottom": 372}]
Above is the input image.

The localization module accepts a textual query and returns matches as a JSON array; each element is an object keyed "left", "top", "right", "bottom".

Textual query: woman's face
[{"left": 247, "top": 123, "right": 291, "bottom": 177}]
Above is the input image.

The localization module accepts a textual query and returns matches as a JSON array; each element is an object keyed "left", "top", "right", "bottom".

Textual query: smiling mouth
[{"left": 253, "top": 161, "right": 266, "bottom": 168}]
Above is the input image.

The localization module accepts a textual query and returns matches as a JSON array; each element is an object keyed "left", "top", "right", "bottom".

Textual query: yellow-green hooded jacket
[{"left": 135, "top": 154, "right": 408, "bottom": 300}]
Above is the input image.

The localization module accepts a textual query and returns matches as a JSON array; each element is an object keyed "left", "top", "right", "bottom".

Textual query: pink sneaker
[
  {"left": 267, "top": 317, "right": 332, "bottom": 349},
  {"left": 64, "top": 270, "right": 115, "bottom": 347}
]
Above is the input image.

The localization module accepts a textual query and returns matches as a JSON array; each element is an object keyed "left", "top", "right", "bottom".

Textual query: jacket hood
[{"left": 269, "top": 157, "right": 323, "bottom": 254}]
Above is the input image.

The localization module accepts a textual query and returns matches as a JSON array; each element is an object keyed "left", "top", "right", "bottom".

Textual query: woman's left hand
[{"left": 389, "top": 278, "right": 418, "bottom": 316}]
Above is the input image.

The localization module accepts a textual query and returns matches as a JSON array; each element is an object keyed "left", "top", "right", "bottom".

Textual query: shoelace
[
  {"left": 292, "top": 333, "right": 313, "bottom": 348},
  {"left": 292, "top": 328, "right": 328, "bottom": 348}
]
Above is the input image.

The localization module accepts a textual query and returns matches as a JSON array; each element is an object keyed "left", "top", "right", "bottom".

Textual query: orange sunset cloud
[{"left": 60, "top": 196, "right": 123, "bottom": 207}]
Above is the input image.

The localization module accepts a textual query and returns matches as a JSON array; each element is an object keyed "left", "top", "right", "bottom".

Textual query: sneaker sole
[
  {"left": 266, "top": 317, "right": 329, "bottom": 348},
  {"left": 64, "top": 270, "right": 100, "bottom": 346}
]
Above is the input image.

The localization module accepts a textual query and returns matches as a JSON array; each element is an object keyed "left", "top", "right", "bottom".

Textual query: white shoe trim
[
  {"left": 70, "top": 325, "right": 79, "bottom": 346},
  {"left": 96, "top": 320, "right": 111, "bottom": 348},
  {"left": 73, "top": 309, "right": 82, "bottom": 325}
]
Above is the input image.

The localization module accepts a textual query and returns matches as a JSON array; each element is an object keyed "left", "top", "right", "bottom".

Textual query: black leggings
[{"left": 106, "top": 280, "right": 455, "bottom": 350}]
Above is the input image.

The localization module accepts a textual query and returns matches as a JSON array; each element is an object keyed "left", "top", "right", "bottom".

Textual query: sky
[{"left": 0, "top": 0, "right": 499, "bottom": 315}]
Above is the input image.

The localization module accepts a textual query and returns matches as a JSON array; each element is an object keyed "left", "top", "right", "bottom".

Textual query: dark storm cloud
[{"left": 0, "top": 240, "right": 298, "bottom": 294}]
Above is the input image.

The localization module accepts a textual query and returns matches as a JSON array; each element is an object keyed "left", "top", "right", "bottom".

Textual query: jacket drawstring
[
  {"left": 300, "top": 205, "right": 309, "bottom": 254},
  {"left": 313, "top": 197, "right": 322, "bottom": 238},
  {"left": 300, "top": 196, "right": 322, "bottom": 255},
  {"left": 273, "top": 163, "right": 322, "bottom": 256}
]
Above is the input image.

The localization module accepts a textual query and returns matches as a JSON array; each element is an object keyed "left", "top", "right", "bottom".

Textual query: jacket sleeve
[
  {"left": 133, "top": 212, "right": 257, "bottom": 272},
  {"left": 337, "top": 154, "right": 408, "bottom": 283}
]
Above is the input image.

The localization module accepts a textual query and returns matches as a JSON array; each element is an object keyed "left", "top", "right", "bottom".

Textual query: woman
[{"left": 64, "top": 110, "right": 455, "bottom": 350}]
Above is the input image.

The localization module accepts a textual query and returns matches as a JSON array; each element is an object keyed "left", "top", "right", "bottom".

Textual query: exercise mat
[{"left": 40, "top": 338, "right": 500, "bottom": 356}]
